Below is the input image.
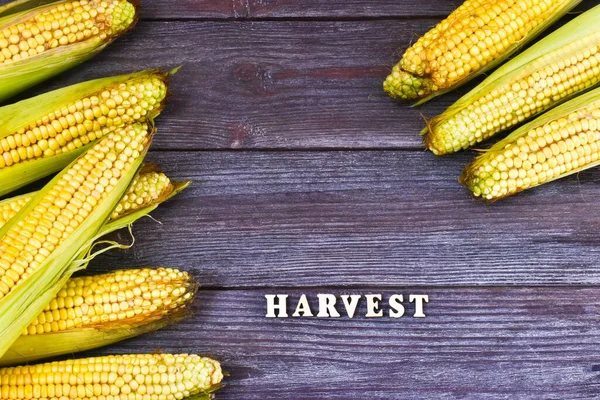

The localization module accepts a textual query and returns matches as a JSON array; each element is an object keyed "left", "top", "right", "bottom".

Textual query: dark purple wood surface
[{"left": 6, "top": 0, "right": 600, "bottom": 398}]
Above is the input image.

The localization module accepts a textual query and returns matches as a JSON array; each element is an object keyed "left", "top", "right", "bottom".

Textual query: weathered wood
[
  {"left": 140, "top": 0, "right": 596, "bottom": 20},
  {"left": 76, "top": 287, "right": 600, "bottom": 399},
  {"left": 141, "top": 0, "right": 459, "bottom": 20},
  {"left": 17, "top": 19, "right": 439, "bottom": 150},
  {"left": 91, "top": 150, "right": 600, "bottom": 288}
]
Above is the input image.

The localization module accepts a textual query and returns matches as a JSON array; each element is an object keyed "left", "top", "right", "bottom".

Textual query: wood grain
[
  {"left": 75, "top": 287, "right": 600, "bottom": 399},
  {"left": 88, "top": 150, "right": 600, "bottom": 288},
  {"left": 140, "top": 0, "right": 596, "bottom": 20}
]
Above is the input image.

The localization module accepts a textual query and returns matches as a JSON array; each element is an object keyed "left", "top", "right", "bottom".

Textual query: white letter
[
  {"left": 341, "top": 295, "right": 361, "bottom": 318},
  {"left": 365, "top": 294, "right": 383, "bottom": 317},
  {"left": 265, "top": 294, "right": 288, "bottom": 318},
  {"left": 389, "top": 294, "right": 405, "bottom": 318},
  {"left": 410, "top": 294, "right": 429, "bottom": 318},
  {"left": 292, "top": 294, "right": 314, "bottom": 317},
  {"left": 317, "top": 294, "right": 341, "bottom": 317}
]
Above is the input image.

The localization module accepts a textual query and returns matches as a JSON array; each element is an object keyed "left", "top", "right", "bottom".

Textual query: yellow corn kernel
[
  {"left": 424, "top": 4, "right": 600, "bottom": 155},
  {"left": 461, "top": 86, "right": 600, "bottom": 200},
  {"left": 0, "top": 74, "right": 166, "bottom": 168},
  {"left": 0, "top": 123, "right": 149, "bottom": 300},
  {"left": 0, "top": 353, "right": 223, "bottom": 399},
  {"left": 383, "top": 0, "right": 580, "bottom": 102},
  {"left": 0, "top": 0, "right": 135, "bottom": 66},
  {"left": 111, "top": 170, "right": 173, "bottom": 219},
  {"left": 0, "top": 169, "right": 174, "bottom": 228},
  {"left": 23, "top": 267, "right": 195, "bottom": 335}
]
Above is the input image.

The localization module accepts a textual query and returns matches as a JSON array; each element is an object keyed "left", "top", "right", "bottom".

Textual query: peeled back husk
[
  {"left": 0, "top": 163, "right": 190, "bottom": 228},
  {"left": 0, "top": 267, "right": 198, "bottom": 366},
  {"left": 423, "top": 4, "right": 600, "bottom": 155},
  {"left": 0, "top": 69, "right": 170, "bottom": 196},
  {"left": 383, "top": 0, "right": 581, "bottom": 103},
  {"left": 0, "top": 123, "right": 152, "bottom": 359},
  {"left": 461, "top": 85, "right": 600, "bottom": 200},
  {"left": 0, "top": 0, "right": 138, "bottom": 102}
]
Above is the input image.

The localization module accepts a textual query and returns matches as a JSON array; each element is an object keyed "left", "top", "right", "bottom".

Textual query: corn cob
[
  {"left": 424, "top": 4, "right": 600, "bottom": 155},
  {"left": 0, "top": 353, "right": 223, "bottom": 399},
  {"left": 0, "top": 0, "right": 138, "bottom": 102},
  {"left": 0, "top": 168, "right": 176, "bottom": 228},
  {"left": 0, "top": 267, "right": 197, "bottom": 366},
  {"left": 461, "top": 85, "right": 600, "bottom": 200},
  {"left": 0, "top": 69, "right": 169, "bottom": 196},
  {"left": 110, "top": 166, "right": 174, "bottom": 219},
  {"left": 383, "top": 0, "right": 581, "bottom": 103},
  {"left": 0, "top": 122, "right": 151, "bottom": 358}
]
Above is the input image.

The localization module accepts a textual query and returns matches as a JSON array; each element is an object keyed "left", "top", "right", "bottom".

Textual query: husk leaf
[
  {"left": 426, "top": 3, "right": 600, "bottom": 126},
  {"left": 0, "top": 69, "right": 168, "bottom": 196},
  {"left": 0, "top": 132, "right": 151, "bottom": 358},
  {"left": 465, "top": 85, "right": 600, "bottom": 193},
  {"left": 0, "top": 319, "right": 174, "bottom": 367},
  {"left": 414, "top": 0, "right": 582, "bottom": 105},
  {"left": 0, "top": 0, "right": 138, "bottom": 102}
]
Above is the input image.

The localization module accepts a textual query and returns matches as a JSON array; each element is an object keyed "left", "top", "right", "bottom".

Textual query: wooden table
[{"left": 23, "top": 0, "right": 600, "bottom": 398}]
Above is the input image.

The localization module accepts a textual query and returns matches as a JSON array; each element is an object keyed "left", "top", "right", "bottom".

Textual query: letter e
[{"left": 365, "top": 294, "right": 383, "bottom": 318}]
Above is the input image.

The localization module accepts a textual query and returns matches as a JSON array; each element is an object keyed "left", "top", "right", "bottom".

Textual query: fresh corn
[
  {"left": 0, "top": 69, "right": 169, "bottom": 196},
  {"left": 0, "top": 122, "right": 151, "bottom": 358},
  {"left": 424, "top": 4, "right": 600, "bottom": 155},
  {"left": 0, "top": 353, "right": 223, "bottom": 399},
  {"left": 0, "top": 0, "right": 138, "bottom": 102},
  {"left": 383, "top": 0, "right": 580, "bottom": 103},
  {"left": 462, "top": 85, "right": 600, "bottom": 200},
  {"left": 0, "top": 167, "right": 177, "bottom": 228},
  {"left": 0, "top": 267, "right": 197, "bottom": 366},
  {"left": 110, "top": 166, "right": 174, "bottom": 219}
]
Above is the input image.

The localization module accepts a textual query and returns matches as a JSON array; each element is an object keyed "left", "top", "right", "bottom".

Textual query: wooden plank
[
  {"left": 140, "top": 0, "right": 459, "bottom": 20},
  {"left": 243, "top": 0, "right": 596, "bottom": 19},
  {"left": 140, "top": 0, "right": 235, "bottom": 20},
  {"left": 77, "top": 287, "right": 600, "bottom": 399},
  {"left": 140, "top": 0, "right": 596, "bottom": 20},
  {"left": 92, "top": 150, "right": 600, "bottom": 288}
]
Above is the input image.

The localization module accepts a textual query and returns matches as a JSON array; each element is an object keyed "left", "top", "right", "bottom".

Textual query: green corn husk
[
  {"left": 0, "top": 267, "right": 198, "bottom": 367},
  {"left": 424, "top": 4, "right": 600, "bottom": 155},
  {"left": 0, "top": 166, "right": 190, "bottom": 364},
  {"left": 0, "top": 0, "right": 138, "bottom": 102},
  {"left": 461, "top": 85, "right": 600, "bottom": 200},
  {"left": 0, "top": 122, "right": 152, "bottom": 359},
  {"left": 384, "top": 0, "right": 581, "bottom": 104},
  {"left": 0, "top": 163, "right": 190, "bottom": 228},
  {"left": 0, "top": 69, "right": 170, "bottom": 196}
]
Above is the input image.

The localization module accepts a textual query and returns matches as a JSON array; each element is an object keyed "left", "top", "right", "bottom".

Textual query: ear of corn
[
  {"left": 461, "top": 85, "right": 600, "bottom": 200},
  {"left": 383, "top": 0, "right": 581, "bottom": 103},
  {"left": 424, "top": 4, "right": 600, "bottom": 155},
  {"left": 0, "top": 0, "right": 138, "bottom": 102},
  {"left": 0, "top": 353, "right": 223, "bottom": 399},
  {"left": 0, "top": 165, "right": 190, "bottom": 228},
  {"left": 0, "top": 267, "right": 197, "bottom": 366},
  {"left": 0, "top": 69, "right": 169, "bottom": 197},
  {"left": 0, "top": 122, "right": 151, "bottom": 359}
]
